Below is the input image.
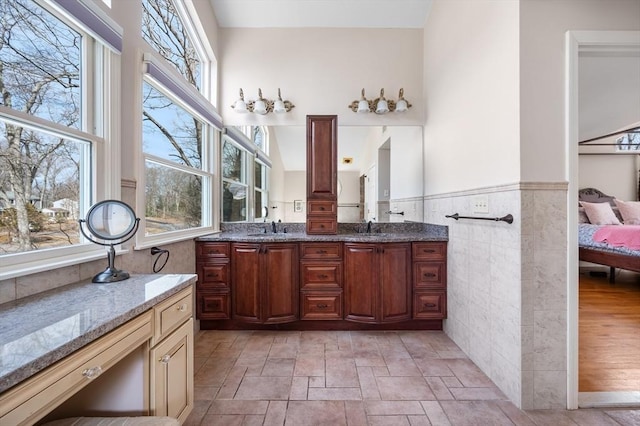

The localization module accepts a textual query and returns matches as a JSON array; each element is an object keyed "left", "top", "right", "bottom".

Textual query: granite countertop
[
  {"left": 0, "top": 273, "right": 196, "bottom": 394},
  {"left": 197, "top": 222, "right": 448, "bottom": 243}
]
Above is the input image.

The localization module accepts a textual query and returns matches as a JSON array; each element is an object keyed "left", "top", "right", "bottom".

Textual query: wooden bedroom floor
[{"left": 579, "top": 268, "right": 640, "bottom": 392}]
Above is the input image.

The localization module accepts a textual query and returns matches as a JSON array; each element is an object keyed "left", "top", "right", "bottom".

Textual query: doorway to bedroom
[{"left": 568, "top": 30, "right": 640, "bottom": 408}]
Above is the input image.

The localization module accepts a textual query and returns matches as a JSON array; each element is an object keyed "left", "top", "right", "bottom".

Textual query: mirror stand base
[{"left": 92, "top": 268, "right": 130, "bottom": 283}]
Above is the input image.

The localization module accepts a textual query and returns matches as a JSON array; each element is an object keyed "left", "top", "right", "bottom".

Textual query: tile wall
[{"left": 424, "top": 182, "right": 568, "bottom": 410}]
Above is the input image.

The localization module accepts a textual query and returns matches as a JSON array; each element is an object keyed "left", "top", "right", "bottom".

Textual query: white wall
[
  {"left": 281, "top": 170, "right": 307, "bottom": 222},
  {"left": 423, "top": 0, "right": 520, "bottom": 195},
  {"left": 338, "top": 171, "right": 361, "bottom": 222},
  {"left": 579, "top": 156, "right": 638, "bottom": 201},
  {"left": 389, "top": 126, "right": 424, "bottom": 199},
  {"left": 577, "top": 52, "right": 640, "bottom": 202},
  {"left": 519, "top": 0, "right": 640, "bottom": 182},
  {"left": 423, "top": 0, "right": 640, "bottom": 411},
  {"left": 218, "top": 28, "right": 424, "bottom": 127},
  {"left": 578, "top": 55, "right": 640, "bottom": 141}
]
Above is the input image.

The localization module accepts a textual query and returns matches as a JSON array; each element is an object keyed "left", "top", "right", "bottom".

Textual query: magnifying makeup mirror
[{"left": 79, "top": 200, "right": 140, "bottom": 283}]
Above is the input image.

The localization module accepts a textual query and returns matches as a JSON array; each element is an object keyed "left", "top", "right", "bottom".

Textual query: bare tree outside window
[
  {"left": 141, "top": 0, "right": 209, "bottom": 235},
  {"left": 0, "top": 0, "right": 84, "bottom": 254}
]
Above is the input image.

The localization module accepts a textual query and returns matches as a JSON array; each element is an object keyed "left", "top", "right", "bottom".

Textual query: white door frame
[{"left": 565, "top": 30, "right": 640, "bottom": 410}]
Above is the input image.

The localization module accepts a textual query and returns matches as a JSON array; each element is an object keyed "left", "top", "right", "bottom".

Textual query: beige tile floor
[{"left": 185, "top": 330, "right": 640, "bottom": 426}]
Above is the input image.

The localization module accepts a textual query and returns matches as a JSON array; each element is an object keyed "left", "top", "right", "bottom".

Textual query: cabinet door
[
  {"left": 150, "top": 318, "right": 193, "bottom": 423},
  {"left": 344, "top": 243, "right": 378, "bottom": 323},
  {"left": 306, "top": 115, "right": 337, "bottom": 198},
  {"left": 380, "top": 243, "right": 412, "bottom": 323},
  {"left": 263, "top": 243, "right": 299, "bottom": 323},
  {"left": 231, "top": 243, "right": 262, "bottom": 323}
]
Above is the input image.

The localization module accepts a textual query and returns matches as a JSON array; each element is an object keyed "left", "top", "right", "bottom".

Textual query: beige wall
[
  {"left": 423, "top": 0, "right": 521, "bottom": 195},
  {"left": 423, "top": 0, "right": 640, "bottom": 411},
  {"left": 218, "top": 28, "right": 424, "bottom": 127},
  {"left": 519, "top": 0, "right": 640, "bottom": 182}
]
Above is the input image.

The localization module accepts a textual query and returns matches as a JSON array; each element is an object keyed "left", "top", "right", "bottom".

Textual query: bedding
[
  {"left": 579, "top": 201, "right": 621, "bottom": 225},
  {"left": 613, "top": 199, "right": 640, "bottom": 224},
  {"left": 578, "top": 188, "right": 640, "bottom": 282}
]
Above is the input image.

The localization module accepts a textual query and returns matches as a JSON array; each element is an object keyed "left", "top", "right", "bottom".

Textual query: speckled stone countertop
[
  {"left": 197, "top": 222, "right": 448, "bottom": 243},
  {"left": 0, "top": 273, "right": 196, "bottom": 393}
]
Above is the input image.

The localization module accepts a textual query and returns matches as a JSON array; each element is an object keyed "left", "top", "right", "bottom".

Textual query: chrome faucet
[
  {"left": 271, "top": 221, "right": 277, "bottom": 233},
  {"left": 366, "top": 220, "right": 372, "bottom": 233}
]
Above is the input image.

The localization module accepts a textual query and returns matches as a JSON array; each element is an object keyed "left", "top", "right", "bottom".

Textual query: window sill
[{"left": 0, "top": 245, "right": 122, "bottom": 281}]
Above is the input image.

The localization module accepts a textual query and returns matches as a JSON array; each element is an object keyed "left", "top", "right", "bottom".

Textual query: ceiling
[{"left": 209, "top": 0, "right": 432, "bottom": 28}]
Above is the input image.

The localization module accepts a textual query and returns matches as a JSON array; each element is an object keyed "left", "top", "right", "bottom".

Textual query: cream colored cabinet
[
  {"left": 0, "top": 286, "right": 194, "bottom": 426},
  {"left": 149, "top": 287, "right": 194, "bottom": 423},
  {"left": 0, "top": 312, "right": 153, "bottom": 426}
]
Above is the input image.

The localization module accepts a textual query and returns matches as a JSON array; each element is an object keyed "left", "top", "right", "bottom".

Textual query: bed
[{"left": 578, "top": 188, "right": 640, "bottom": 282}]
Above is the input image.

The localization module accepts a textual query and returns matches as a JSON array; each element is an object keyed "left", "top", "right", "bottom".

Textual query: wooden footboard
[{"left": 579, "top": 247, "right": 640, "bottom": 283}]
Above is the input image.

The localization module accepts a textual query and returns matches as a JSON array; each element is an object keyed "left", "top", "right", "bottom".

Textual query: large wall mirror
[{"left": 222, "top": 125, "right": 424, "bottom": 224}]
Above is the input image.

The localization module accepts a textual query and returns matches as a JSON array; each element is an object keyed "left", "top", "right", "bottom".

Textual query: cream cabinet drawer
[
  {"left": 0, "top": 311, "right": 152, "bottom": 426},
  {"left": 152, "top": 287, "right": 193, "bottom": 346}
]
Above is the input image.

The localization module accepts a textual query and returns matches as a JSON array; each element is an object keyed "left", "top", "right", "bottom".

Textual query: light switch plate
[{"left": 472, "top": 195, "right": 489, "bottom": 214}]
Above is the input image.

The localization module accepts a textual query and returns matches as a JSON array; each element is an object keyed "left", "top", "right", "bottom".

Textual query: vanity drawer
[
  {"left": 413, "top": 291, "right": 447, "bottom": 319},
  {"left": 300, "top": 243, "right": 342, "bottom": 259},
  {"left": 0, "top": 312, "right": 152, "bottom": 426},
  {"left": 197, "top": 242, "right": 230, "bottom": 258},
  {"left": 301, "top": 292, "right": 343, "bottom": 320},
  {"left": 197, "top": 291, "right": 230, "bottom": 320},
  {"left": 413, "top": 262, "right": 446, "bottom": 288},
  {"left": 197, "top": 262, "right": 229, "bottom": 289},
  {"left": 306, "top": 218, "right": 337, "bottom": 234},
  {"left": 301, "top": 262, "right": 342, "bottom": 289},
  {"left": 412, "top": 242, "right": 447, "bottom": 261},
  {"left": 307, "top": 200, "right": 336, "bottom": 215},
  {"left": 153, "top": 287, "right": 193, "bottom": 345}
]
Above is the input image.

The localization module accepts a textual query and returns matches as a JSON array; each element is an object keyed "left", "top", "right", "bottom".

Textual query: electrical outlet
[{"left": 472, "top": 195, "right": 489, "bottom": 214}]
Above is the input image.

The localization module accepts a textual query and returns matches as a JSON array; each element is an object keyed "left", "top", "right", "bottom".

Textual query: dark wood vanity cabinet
[
  {"left": 196, "top": 242, "right": 231, "bottom": 320},
  {"left": 196, "top": 240, "right": 447, "bottom": 329},
  {"left": 231, "top": 242, "right": 299, "bottom": 324},
  {"left": 412, "top": 242, "right": 447, "bottom": 319},
  {"left": 306, "top": 115, "right": 337, "bottom": 234},
  {"left": 344, "top": 242, "right": 412, "bottom": 323},
  {"left": 299, "top": 242, "right": 343, "bottom": 320}
]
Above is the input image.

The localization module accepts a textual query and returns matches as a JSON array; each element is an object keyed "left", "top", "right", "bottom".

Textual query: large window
[
  {"left": 222, "top": 141, "right": 247, "bottom": 222},
  {"left": 0, "top": 0, "right": 117, "bottom": 278},
  {"left": 221, "top": 126, "right": 271, "bottom": 222},
  {"left": 140, "top": 0, "right": 217, "bottom": 244},
  {"left": 142, "top": 0, "right": 202, "bottom": 91}
]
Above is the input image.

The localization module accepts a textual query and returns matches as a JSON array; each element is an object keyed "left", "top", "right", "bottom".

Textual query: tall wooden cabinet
[
  {"left": 306, "top": 115, "right": 338, "bottom": 234},
  {"left": 231, "top": 242, "right": 299, "bottom": 324},
  {"left": 344, "top": 242, "right": 412, "bottom": 323}
]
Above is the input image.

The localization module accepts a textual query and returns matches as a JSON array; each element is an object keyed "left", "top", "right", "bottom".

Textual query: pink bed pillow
[
  {"left": 613, "top": 199, "right": 640, "bottom": 225},
  {"left": 579, "top": 201, "right": 621, "bottom": 225}
]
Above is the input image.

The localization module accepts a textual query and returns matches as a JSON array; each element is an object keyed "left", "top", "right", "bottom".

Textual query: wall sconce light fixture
[
  {"left": 348, "top": 88, "right": 412, "bottom": 114},
  {"left": 232, "top": 88, "right": 295, "bottom": 114}
]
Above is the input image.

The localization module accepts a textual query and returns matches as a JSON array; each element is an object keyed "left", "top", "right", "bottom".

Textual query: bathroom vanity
[
  {"left": 0, "top": 274, "right": 196, "bottom": 425},
  {"left": 196, "top": 225, "right": 447, "bottom": 330}
]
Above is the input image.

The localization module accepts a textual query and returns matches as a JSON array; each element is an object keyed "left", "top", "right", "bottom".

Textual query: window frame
[
  {"left": 137, "top": 0, "right": 220, "bottom": 248},
  {"left": 221, "top": 137, "right": 250, "bottom": 223},
  {"left": 220, "top": 126, "right": 272, "bottom": 223},
  {"left": 0, "top": 1, "right": 121, "bottom": 280}
]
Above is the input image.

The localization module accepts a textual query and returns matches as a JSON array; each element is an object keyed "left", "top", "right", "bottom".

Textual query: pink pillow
[
  {"left": 613, "top": 199, "right": 640, "bottom": 225},
  {"left": 579, "top": 201, "right": 621, "bottom": 225}
]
